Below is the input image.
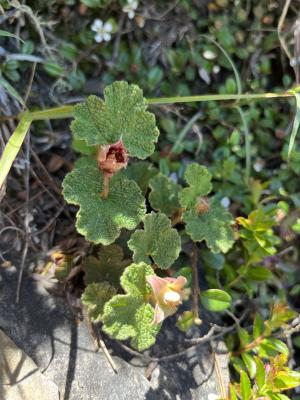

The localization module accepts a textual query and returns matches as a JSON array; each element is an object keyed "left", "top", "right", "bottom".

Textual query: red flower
[{"left": 97, "top": 140, "right": 128, "bottom": 178}]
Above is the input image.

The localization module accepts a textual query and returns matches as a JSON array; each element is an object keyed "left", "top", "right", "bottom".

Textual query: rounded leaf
[
  {"left": 71, "top": 81, "right": 159, "bottom": 159},
  {"left": 128, "top": 212, "right": 181, "bottom": 269},
  {"left": 62, "top": 158, "right": 146, "bottom": 244},
  {"left": 201, "top": 289, "right": 232, "bottom": 312}
]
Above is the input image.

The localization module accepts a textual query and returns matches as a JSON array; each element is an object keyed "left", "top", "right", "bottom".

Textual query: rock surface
[
  {"left": 0, "top": 329, "right": 60, "bottom": 400},
  {"left": 0, "top": 266, "right": 229, "bottom": 399}
]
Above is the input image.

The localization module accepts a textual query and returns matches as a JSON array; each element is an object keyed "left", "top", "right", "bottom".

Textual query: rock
[
  {"left": 0, "top": 329, "right": 59, "bottom": 400},
  {"left": 0, "top": 267, "right": 229, "bottom": 399},
  {"left": 0, "top": 268, "right": 151, "bottom": 400}
]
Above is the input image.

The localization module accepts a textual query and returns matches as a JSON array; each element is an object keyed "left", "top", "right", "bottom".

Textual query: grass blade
[
  {"left": 199, "top": 34, "right": 242, "bottom": 96},
  {"left": 0, "top": 113, "right": 32, "bottom": 189},
  {"left": 0, "top": 75, "right": 26, "bottom": 107},
  {"left": 288, "top": 92, "right": 300, "bottom": 160},
  {"left": 236, "top": 106, "right": 251, "bottom": 185},
  {"left": 0, "top": 29, "right": 25, "bottom": 43},
  {"left": 171, "top": 111, "right": 202, "bottom": 154}
]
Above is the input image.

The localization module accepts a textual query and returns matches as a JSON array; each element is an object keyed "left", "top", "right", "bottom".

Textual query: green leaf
[
  {"left": 201, "top": 289, "right": 232, "bottom": 312},
  {"left": 81, "top": 282, "right": 116, "bottom": 322},
  {"left": 0, "top": 113, "right": 31, "bottom": 189},
  {"left": 268, "top": 394, "right": 291, "bottom": 400},
  {"left": 72, "top": 138, "right": 97, "bottom": 155},
  {"left": 62, "top": 158, "right": 145, "bottom": 244},
  {"left": 261, "top": 338, "right": 289, "bottom": 356},
  {"left": 80, "top": 0, "right": 112, "bottom": 7},
  {"left": 71, "top": 81, "right": 159, "bottom": 159},
  {"left": 246, "top": 266, "right": 273, "bottom": 281},
  {"left": 122, "top": 161, "right": 158, "bottom": 195},
  {"left": 103, "top": 263, "right": 160, "bottom": 351},
  {"left": 0, "top": 75, "right": 25, "bottom": 107},
  {"left": 183, "top": 199, "right": 234, "bottom": 253},
  {"left": 128, "top": 212, "right": 181, "bottom": 269},
  {"left": 176, "top": 311, "right": 194, "bottom": 332},
  {"left": 229, "top": 384, "right": 238, "bottom": 400},
  {"left": 120, "top": 262, "right": 153, "bottom": 299},
  {"left": 232, "top": 356, "right": 247, "bottom": 374},
  {"left": 253, "top": 314, "right": 265, "bottom": 339},
  {"left": 240, "top": 370, "right": 251, "bottom": 400},
  {"left": 254, "top": 357, "right": 265, "bottom": 389},
  {"left": 238, "top": 328, "right": 251, "bottom": 347},
  {"left": 149, "top": 174, "right": 181, "bottom": 216},
  {"left": 83, "top": 244, "right": 130, "bottom": 287},
  {"left": 200, "top": 249, "right": 225, "bottom": 271},
  {"left": 103, "top": 296, "right": 159, "bottom": 351},
  {"left": 43, "top": 61, "right": 65, "bottom": 77},
  {"left": 241, "top": 353, "right": 256, "bottom": 379},
  {"left": 0, "top": 30, "right": 25, "bottom": 43},
  {"left": 274, "top": 370, "right": 300, "bottom": 390},
  {"left": 179, "top": 163, "right": 212, "bottom": 208}
]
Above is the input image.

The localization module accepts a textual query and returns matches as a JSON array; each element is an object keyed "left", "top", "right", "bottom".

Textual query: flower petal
[
  {"left": 169, "top": 276, "right": 187, "bottom": 291},
  {"left": 91, "top": 19, "right": 103, "bottom": 31},
  {"left": 153, "top": 304, "right": 165, "bottom": 324},
  {"left": 94, "top": 33, "right": 103, "bottom": 43},
  {"left": 104, "top": 22, "right": 113, "bottom": 32},
  {"left": 103, "top": 33, "right": 111, "bottom": 42},
  {"left": 146, "top": 275, "right": 168, "bottom": 297}
]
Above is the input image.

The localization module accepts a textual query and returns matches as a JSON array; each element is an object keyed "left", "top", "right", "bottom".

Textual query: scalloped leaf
[
  {"left": 179, "top": 163, "right": 212, "bottom": 208},
  {"left": 71, "top": 81, "right": 159, "bottom": 159},
  {"left": 183, "top": 199, "right": 234, "bottom": 253},
  {"left": 128, "top": 212, "right": 181, "bottom": 269},
  {"left": 103, "top": 263, "right": 160, "bottom": 351},
  {"left": 149, "top": 174, "right": 181, "bottom": 216},
  {"left": 62, "top": 157, "right": 146, "bottom": 245},
  {"left": 83, "top": 244, "right": 130, "bottom": 287},
  {"left": 122, "top": 161, "right": 158, "bottom": 195},
  {"left": 81, "top": 282, "right": 116, "bottom": 322}
]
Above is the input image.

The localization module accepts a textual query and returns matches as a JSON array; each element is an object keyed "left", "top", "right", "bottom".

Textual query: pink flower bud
[
  {"left": 146, "top": 275, "right": 187, "bottom": 324},
  {"left": 97, "top": 140, "right": 128, "bottom": 178}
]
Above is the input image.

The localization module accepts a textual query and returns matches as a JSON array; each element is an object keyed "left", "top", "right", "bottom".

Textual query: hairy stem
[{"left": 100, "top": 175, "right": 110, "bottom": 199}]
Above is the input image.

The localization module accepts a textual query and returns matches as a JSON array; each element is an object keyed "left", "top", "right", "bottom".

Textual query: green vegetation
[{"left": 1, "top": 1, "right": 299, "bottom": 398}]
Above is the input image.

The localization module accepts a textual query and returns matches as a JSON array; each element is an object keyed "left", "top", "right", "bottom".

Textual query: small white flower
[
  {"left": 220, "top": 196, "right": 230, "bottom": 209},
  {"left": 203, "top": 50, "right": 217, "bottom": 60},
  {"left": 91, "top": 19, "right": 113, "bottom": 43},
  {"left": 253, "top": 158, "right": 265, "bottom": 172},
  {"left": 213, "top": 65, "right": 221, "bottom": 74},
  {"left": 123, "top": 0, "right": 138, "bottom": 19}
]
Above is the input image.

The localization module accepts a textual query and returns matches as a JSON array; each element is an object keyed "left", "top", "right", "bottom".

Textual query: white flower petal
[
  {"left": 220, "top": 197, "right": 230, "bottom": 209},
  {"left": 128, "top": 10, "right": 135, "bottom": 19},
  {"left": 203, "top": 50, "right": 217, "bottom": 60},
  {"left": 94, "top": 33, "right": 103, "bottom": 43},
  {"left": 91, "top": 19, "right": 103, "bottom": 31},
  {"left": 104, "top": 22, "right": 113, "bottom": 32},
  {"left": 103, "top": 32, "right": 111, "bottom": 42}
]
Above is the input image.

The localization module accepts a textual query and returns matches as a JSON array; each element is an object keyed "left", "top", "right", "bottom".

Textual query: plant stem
[
  {"left": 191, "top": 244, "right": 202, "bottom": 325},
  {"left": 100, "top": 175, "right": 110, "bottom": 199},
  {"left": 147, "top": 91, "right": 293, "bottom": 105},
  {"left": 231, "top": 334, "right": 265, "bottom": 356},
  {"left": 14, "top": 91, "right": 293, "bottom": 122},
  {"left": 27, "top": 105, "right": 75, "bottom": 120}
]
